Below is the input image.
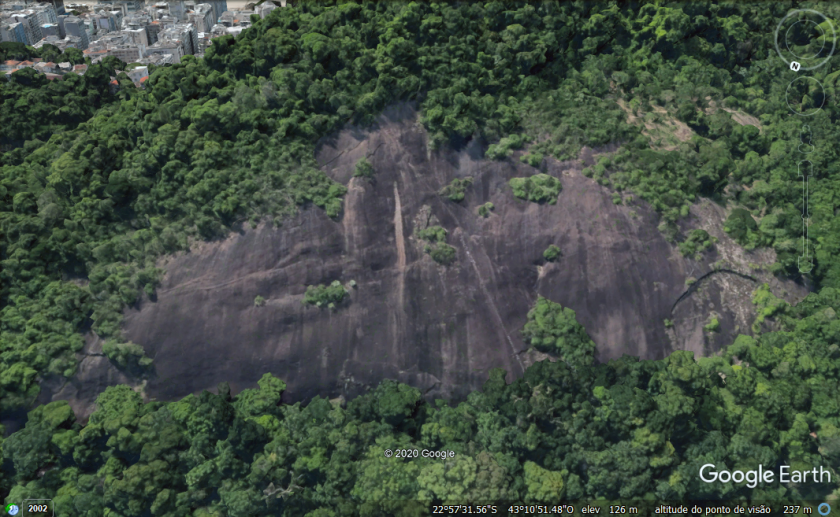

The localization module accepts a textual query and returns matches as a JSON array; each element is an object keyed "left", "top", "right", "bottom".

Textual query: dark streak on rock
[{"left": 670, "top": 268, "right": 758, "bottom": 314}]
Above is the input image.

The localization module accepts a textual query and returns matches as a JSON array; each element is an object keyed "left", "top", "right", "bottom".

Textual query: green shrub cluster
[
  {"left": 520, "top": 152, "right": 544, "bottom": 168},
  {"left": 353, "top": 157, "right": 373, "bottom": 178},
  {"left": 510, "top": 174, "right": 562, "bottom": 204},
  {"left": 302, "top": 280, "right": 348, "bottom": 309},
  {"left": 543, "top": 245, "right": 562, "bottom": 262},
  {"left": 416, "top": 225, "right": 447, "bottom": 244},
  {"left": 429, "top": 244, "right": 457, "bottom": 265},
  {"left": 477, "top": 202, "right": 494, "bottom": 218},
  {"left": 101, "top": 341, "right": 153, "bottom": 371},
  {"left": 416, "top": 225, "right": 456, "bottom": 265},
  {"left": 486, "top": 134, "right": 528, "bottom": 160},
  {"left": 678, "top": 229, "right": 715, "bottom": 259},
  {"left": 521, "top": 296, "right": 596, "bottom": 368},
  {"left": 704, "top": 316, "right": 720, "bottom": 333},
  {"left": 724, "top": 208, "right": 763, "bottom": 249},
  {"left": 439, "top": 177, "right": 473, "bottom": 202}
]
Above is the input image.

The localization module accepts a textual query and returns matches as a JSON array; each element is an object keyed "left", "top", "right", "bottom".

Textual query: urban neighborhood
[{"left": 1, "top": 0, "right": 285, "bottom": 85}]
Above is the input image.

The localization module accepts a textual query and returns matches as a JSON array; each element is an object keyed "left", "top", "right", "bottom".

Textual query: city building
[
  {"left": 138, "top": 49, "right": 174, "bottom": 65},
  {"left": 217, "top": 9, "right": 232, "bottom": 27},
  {"left": 63, "top": 2, "right": 88, "bottom": 13},
  {"left": 205, "top": 0, "right": 224, "bottom": 24},
  {"left": 1, "top": 0, "right": 63, "bottom": 15},
  {"left": 40, "top": 21, "right": 57, "bottom": 36},
  {"left": 10, "top": 13, "right": 37, "bottom": 43},
  {"left": 254, "top": 1, "right": 273, "bottom": 19},
  {"left": 168, "top": 0, "right": 184, "bottom": 22},
  {"left": 188, "top": 2, "right": 212, "bottom": 32},
  {"left": 31, "top": 32, "right": 58, "bottom": 46},
  {"left": 124, "top": 13, "right": 160, "bottom": 45},
  {"left": 55, "top": 13, "right": 67, "bottom": 37},
  {"left": 112, "top": 0, "right": 143, "bottom": 15},
  {"left": 62, "top": 14, "right": 88, "bottom": 48},
  {"left": 83, "top": 47, "right": 107, "bottom": 61},
  {"left": 145, "top": 39, "right": 182, "bottom": 63},
  {"left": 92, "top": 9, "right": 121, "bottom": 33},
  {"left": 0, "top": 59, "right": 22, "bottom": 71},
  {"left": 0, "top": 21, "right": 27, "bottom": 43},
  {"left": 57, "top": 33, "right": 82, "bottom": 49},
  {"left": 194, "top": 29, "right": 211, "bottom": 54},
  {"left": 157, "top": 21, "right": 195, "bottom": 56},
  {"left": 4, "top": 0, "right": 284, "bottom": 77},
  {"left": 87, "top": 29, "right": 127, "bottom": 48},
  {"left": 125, "top": 64, "right": 147, "bottom": 82},
  {"left": 122, "top": 26, "right": 147, "bottom": 47},
  {"left": 7, "top": 3, "right": 57, "bottom": 44},
  {"left": 108, "top": 43, "right": 143, "bottom": 62},
  {"left": 33, "top": 60, "right": 57, "bottom": 73},
  {"left": 145, "top": 20, "right": 161, "bottom": 43}
]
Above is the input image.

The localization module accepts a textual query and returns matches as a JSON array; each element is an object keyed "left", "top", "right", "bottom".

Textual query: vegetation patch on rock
[
  {"left": 439, "top": 177, "right": 473, "bottom": 202},
  {"left": 521, "top": 296, "right": 596, "bottom": 368},
  {"left": 416, "top": 225, "right": 456, "bottom": 265},
  {"left": 510, "top": 174, "right": 562, "bottom": 204},
  {"left": 303, "top": 280, "right": 349, "bottom": 309},
  {"left": 543, "top": 245, "right": 562, "bottom": 262}
]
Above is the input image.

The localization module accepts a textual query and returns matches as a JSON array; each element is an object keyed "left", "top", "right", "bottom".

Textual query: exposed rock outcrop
[{"left": 108, "top": 104, "right": 808, "bottom": 404}]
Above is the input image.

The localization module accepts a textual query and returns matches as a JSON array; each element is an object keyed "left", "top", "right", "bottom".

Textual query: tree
[
  {"left": 521, "top": 296, "right": 596, "bottom": 367},
  {"left": 523, "top": 461, "right": 565, "bottom": 501},
  {"left": 374, "top": 379, "right": 421, "bottom": 427},
  {"left": 724, "top": 208, "right": 759, "bottom": 247},
  {"left": 62, "top": 47, "right": 85, "bottom": 65},
  {"left": 3, "top": 401, "right": 76, "bottom": 480},
  {"left": 233, "top": 373, "right": 286, "bottom": 420}
]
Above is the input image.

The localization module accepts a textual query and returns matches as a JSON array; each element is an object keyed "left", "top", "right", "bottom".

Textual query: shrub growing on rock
[
  {"left": 510, "top": 174, "right": 562, "bottom": 204},
  {"left": 439, "top": 177, "right": 473, "bottom": 202},
  {"left": 416, "top": 225, "right": 456, "bottom": 265},
  {"left": 678, "top": 229, "right": 715, "bottom": 259},
  {"left": 303, "top": 280, "right": 349, "bottom": 308},
  {"left": 521, "top": 296, "right": 595, "bottom": 368},
  {"left": 477, "top": 202, "right": 495, "bottom": 218},
  {"left": 543, "top": 245, "right": 561, "bottom": 262},
  {"left": 353, "top": 157, "right": 374, "bottom": 178}
]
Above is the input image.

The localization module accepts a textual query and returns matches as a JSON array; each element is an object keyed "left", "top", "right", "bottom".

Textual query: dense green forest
[{"left": 3, "top": 0, "right": 840, "bottom": 513}]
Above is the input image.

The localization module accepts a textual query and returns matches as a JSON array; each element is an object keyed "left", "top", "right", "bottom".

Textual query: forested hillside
[
  {"left": 3, "top": 1, "right": 840, "bottom": 514},
  {"left": 3, "top": 290, "right": 840, "bottom": 514}
]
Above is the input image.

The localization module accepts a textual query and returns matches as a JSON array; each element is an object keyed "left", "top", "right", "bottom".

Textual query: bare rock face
[
  {"left": 669, "top": 199, "right": 810, "bottom": 357},
  {"left": 117, "top": 104, "right": 807, "bottom": 404}
]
